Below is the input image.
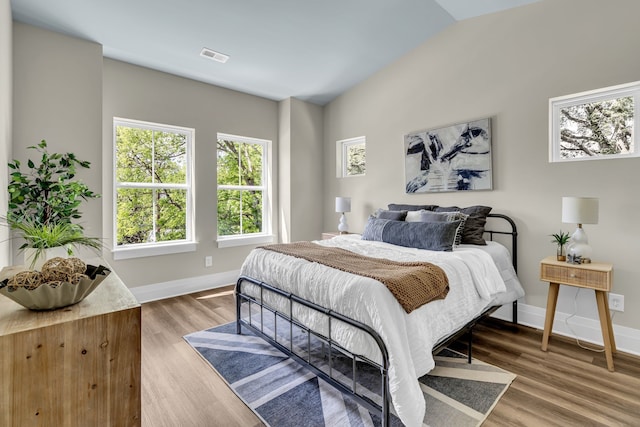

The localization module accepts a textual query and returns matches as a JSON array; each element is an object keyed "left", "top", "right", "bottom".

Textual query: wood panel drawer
[{"left": 540, "top": 262, "right": 611, "bottom": 291}]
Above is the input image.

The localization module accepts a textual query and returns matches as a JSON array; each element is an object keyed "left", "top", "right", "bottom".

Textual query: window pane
[
  {"left": 116, "top": 188, "right": 153, "bottom": 245},
  {"left": 346, "top": 142, "right": 366, "bottom": 176},
  {"left": 241, "top": 190, "right": 263, "bottom": 234},
  {"left": 217, "top": 139, "right": 240, "bottom": 186},
  {"left": 559, "top": 96, "right": 634, "bottom": 160},
  {"left": 240, "top": 144, "right": 263, "bottom": 186},
  {"left": 217, "top": 189, "right": 241, "bottom": 236},
  {"left": 116, "top": 126, "right": 153, "bottom": 183},
  {"left": 155, "top": 131, "right": 187, "bottom": 183},
  {"left": 156, "top": 189, "right": 187, "bottom": 241}
]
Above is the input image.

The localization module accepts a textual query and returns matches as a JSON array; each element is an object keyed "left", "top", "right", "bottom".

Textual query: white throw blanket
[{"left": 239, "top": 235, "right": 518, "bottom": 427}]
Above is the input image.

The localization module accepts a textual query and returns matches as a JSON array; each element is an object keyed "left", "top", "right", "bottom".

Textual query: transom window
[
  {"left": 113, "top": 118, "right": 195, "bottom": 258},
  {"left": 217, "top": 133, "right": 272, "bottom": 247}
]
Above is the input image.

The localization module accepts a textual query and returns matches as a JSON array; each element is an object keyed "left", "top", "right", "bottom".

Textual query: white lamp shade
[
  {"left": 335, "top": 197, "right": 351, "bottom": 213},
  {"left": 562, "top": 197, "right": 599, "bottom": 225}
]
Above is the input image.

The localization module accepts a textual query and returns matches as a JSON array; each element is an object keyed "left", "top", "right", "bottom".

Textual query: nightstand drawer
[{"left": 540, "top": 263, "right": 611, "bottom": 291}]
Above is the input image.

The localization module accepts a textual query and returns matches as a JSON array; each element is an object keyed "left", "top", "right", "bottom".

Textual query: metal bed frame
[{"left": 235, "top": 213, "right": 518, "bottom": 427}]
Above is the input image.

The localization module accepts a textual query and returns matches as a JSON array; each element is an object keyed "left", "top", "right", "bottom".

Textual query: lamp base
[
  {"left": 338, "top": 213, "right": 349, "bottom": 234},
  {"left": 566, "top": 226, "right": 592, "bottom": 264}
]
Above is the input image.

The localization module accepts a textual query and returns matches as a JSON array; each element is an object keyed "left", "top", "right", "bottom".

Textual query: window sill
[
  {"left": 217, "top": 234, "right": 275, "bottom": 248},
  {"left": 112, "top": 241, "right": 197, "bottom": 260}
]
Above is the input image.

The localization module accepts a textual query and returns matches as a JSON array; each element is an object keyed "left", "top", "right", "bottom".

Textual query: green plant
[
  {"left": 7, "top": 140, "right": 99, "bottom": 227},
  {"left": 6, "top": 140, "right": 101, "bottom": 267},
  {"left": 8, "top": 219, "right": 102, "bottom": 268},
  {"left": 550, "top": 230, "right": 571, "bottom": 246}
]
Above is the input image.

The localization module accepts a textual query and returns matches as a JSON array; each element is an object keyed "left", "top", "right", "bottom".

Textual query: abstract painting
[{"left": 404, "top": 118, "right": 492, "bottom": 193}]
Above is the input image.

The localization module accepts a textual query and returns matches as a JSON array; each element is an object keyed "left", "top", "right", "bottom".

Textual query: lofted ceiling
[{"left": 10, "top": 0, "right": 539, "bottom": 105}]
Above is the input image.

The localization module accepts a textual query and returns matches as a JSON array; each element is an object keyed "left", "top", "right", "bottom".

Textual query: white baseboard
[
  {"left": 492, "top": 302, "right": 640, "bottom": 357},
  {"left": 130, "top": 269, "right": 240, "bottom": 303},
  {"left": 131, "top": 271, "right": 640, "bottom": 357}
]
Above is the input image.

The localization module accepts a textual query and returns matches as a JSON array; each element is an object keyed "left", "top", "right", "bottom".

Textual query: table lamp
[
  {"left": 335, "top": 197, "right": 351, "bottom": 234},
  {"left": 562, "top": 196, "right": 599, "bottom": 264}
]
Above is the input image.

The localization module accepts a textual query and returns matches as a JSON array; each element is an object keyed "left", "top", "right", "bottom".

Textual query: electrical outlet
[
  {"left": 609, "top": 293, "right": 624, "bottom": 312},
  {"left": 205, "top": 256, "right": 213, "bottom": 268}
]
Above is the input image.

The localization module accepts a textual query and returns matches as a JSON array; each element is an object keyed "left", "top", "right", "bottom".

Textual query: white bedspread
[{"left": 239, "top": 235, "right": 524, "bottom": 427}]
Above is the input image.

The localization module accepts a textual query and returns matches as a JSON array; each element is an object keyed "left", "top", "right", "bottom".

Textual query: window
[
  {"left": 337, "top": 136, "right": 366, "bottom": 177},
  {"left": 113, "top": 118, "right": 195, "bottom": 259},
  {"left": 550, "top": 81, "right": 640, "bottom": 162},
  {"left": 217, "top": 133, "right": 272, "bottom": 247}
]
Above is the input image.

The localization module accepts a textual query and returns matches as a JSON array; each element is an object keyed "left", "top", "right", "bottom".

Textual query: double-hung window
[
  {"left": 217, "top": 133, "right": 272, "bottom": 247},
  {"left": 113, "top": 118, "right": 195, "bottom": 259}
]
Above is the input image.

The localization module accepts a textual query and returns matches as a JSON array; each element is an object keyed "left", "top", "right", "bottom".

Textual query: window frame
[
  {"left": 112, "top": 117, "right": 196, "bottom": 260},
  {"left": 549, "top": 81, "right": 640, "bottom": 162},
  {"left": 336, "top": 136, "right": 366, "bottom": 177},
  {"left": 216, "top": 132, "right": 273, "bottom": 248}
]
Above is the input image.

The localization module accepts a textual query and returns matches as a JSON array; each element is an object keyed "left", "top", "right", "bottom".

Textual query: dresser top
[{"left": 0, "top": 260, "right": 139, "bottom": 337}]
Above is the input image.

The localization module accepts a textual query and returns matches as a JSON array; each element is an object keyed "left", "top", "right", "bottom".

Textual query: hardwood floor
[{"left": 141, "top": 286, "right": 640, "bottom": 426}]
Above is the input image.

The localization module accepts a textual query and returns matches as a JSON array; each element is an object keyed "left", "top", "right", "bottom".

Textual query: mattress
[{"left": 238, "top": 235, "right": 524, "bottom": 427}]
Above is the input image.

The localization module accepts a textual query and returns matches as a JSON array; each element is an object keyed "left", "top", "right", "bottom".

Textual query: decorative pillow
[
  {"left": 433, "top": 206, "right": 492, "bottom": 245},
  {"left": 405, "top": 210, "right": 426, "bottom": 222},
  {"left": 387, "top": 203, "right": 439, "bottom": 212},
  {"left": 410, "top": 210, "right": 468, "bottom": 247},
  {"left": 362, "top": 216, "right": 460, "bottom": 251},
  {"left": 374, "top": 209, "right": 408, "bottom": 221}
]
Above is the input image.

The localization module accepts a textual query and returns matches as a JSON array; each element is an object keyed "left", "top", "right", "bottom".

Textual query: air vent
[{"left": 200, "top": 47, "right": 229, "bottom": 63}]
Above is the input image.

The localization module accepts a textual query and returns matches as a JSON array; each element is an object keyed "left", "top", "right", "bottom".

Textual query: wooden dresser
[{"left": 0, "top": 263, "right": 141, "bottom": 426}]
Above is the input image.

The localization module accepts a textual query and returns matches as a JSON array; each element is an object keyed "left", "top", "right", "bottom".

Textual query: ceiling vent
[{"left": 200, "top": 47, "right": 229, "bottom": 63}]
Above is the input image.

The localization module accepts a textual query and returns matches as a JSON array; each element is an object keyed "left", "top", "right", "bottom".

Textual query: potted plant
[
  {"left": 6, "top": 140, "right": 101, "bottom": 269},
  {"left": 550, "top": 230, "right": 570, "bottom": 262}
]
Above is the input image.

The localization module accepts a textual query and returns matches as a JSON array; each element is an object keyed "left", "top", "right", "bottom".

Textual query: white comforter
[{"left": 239, "top": 235, "right": 522, "bottom": 427}]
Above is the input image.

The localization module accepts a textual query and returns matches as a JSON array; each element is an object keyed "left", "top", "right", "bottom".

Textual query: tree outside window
[
  {"left": 550, "top": 81, "right": 640, "bottom": 162},
  {"left": 339, "top": 136, "right": 366, "bottom": 177},
  {"left": 217, "top": 134, "right": 268, "bottom": 238},
  {"left": 114, "top": 119, "right": 193, "bottom": 247}
]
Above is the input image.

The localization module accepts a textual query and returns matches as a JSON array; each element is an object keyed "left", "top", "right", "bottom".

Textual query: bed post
[{"left": 235, "top": 278, "right": 242, "bottom": 334}]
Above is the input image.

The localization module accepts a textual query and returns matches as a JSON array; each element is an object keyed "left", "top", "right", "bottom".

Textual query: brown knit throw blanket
[{"left": 259, "top": 242, "right": 449, "bottom": 313}]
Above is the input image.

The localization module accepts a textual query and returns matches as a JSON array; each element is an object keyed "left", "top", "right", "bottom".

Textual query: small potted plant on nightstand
[{"left": 550, "top": 230, "right": 570, "bottom": 262}]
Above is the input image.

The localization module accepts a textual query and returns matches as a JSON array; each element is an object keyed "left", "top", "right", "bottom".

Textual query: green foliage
[
  {"left": 115, "top": 126, "right": 188, "bottom": 245},
  {"left": 560, "top": 96, "right": 633, "bottom": 159},
  {"left": 550, "top": 230, "right": 570, "bottom": 246},
  {"left": 217, "top": 139, "right": 264, "bottom": 236},
  {"left": 9, "top": 218, "right": 102, "bottom": 268},
  {"left": 7, "top": 140, "right": 99, "bottom": 227}
]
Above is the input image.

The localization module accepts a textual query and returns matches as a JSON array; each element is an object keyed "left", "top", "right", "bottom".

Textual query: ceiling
[{"left": 10, "top": 0, "right": 539, "bottom": 105}]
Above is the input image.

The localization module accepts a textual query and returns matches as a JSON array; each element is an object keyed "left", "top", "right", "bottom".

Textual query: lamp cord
[{"left": 564, "top": 288, "right": 615, "bottom": 353}]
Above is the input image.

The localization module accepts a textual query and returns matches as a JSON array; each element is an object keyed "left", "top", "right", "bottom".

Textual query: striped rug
[{"left": 184, "top": 322, "right": 515, "bottom": 427}]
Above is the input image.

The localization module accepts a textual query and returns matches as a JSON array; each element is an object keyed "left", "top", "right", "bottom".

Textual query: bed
[{"left": 235, "top": 209, "right": 523, "bottom": 427}]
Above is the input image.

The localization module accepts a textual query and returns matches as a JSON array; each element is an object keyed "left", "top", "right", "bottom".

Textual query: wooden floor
[{"left": 141, "top": 286, "right": 640, "bottom": 426}]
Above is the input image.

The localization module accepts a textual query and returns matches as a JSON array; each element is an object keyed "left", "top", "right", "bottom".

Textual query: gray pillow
[
  {"left": 374, "top": 209, "right": 408, "bottom": 221},
  {"left": 434, "top": 205, "right": 492, "bottom": 245},
  {"left": 417, "top": 211, "right": 468, "bottom": 247},
  {"left": 387, "top": 203, "right": 438, "bottom": 212},
  {"left": 362, "top": 216, "right": 460, "bottom": 251}
]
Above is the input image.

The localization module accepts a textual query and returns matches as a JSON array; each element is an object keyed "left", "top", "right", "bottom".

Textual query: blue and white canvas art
[{"left": 404, "top": 118, "right": 492, "bottom": 193}]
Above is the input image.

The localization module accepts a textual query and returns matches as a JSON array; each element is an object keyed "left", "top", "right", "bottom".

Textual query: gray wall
[
  {"left": 102, "top": 59, "right": 279, "bottom": 287},
  {"left": 12, "top": 22, "right": 103, "bottom": 256},
  {"left": 323, "top": 0, "right": 640, "bottom": 330},
  {"left": 278, "top": 97, "right": 324, "bottom": 242},
  {"left": 0, "top": 0, "right": 11, "bottom": 267}
]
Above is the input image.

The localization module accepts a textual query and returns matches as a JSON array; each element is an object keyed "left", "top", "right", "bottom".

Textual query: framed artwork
[
  {"left": 404, "top": 118, "right": 492, "bottom": 193},
  {"left": 549, "top": 81, "right": 640, "bottom": 162}
]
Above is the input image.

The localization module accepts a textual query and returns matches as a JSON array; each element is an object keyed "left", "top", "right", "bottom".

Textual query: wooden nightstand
[
  {"left": 539, "top": 256, "right": 616, "bottom": 371},
  {"left": 321, "top": 231, "right": 349, "bottom": 240}
]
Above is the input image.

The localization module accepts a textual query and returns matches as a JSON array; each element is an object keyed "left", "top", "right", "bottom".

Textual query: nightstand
[
  {"left": 539, "top": 256, "right": 616, "bottom": 371},
  {"left": 321, "top": 231, "right": 349, "bottom": 240}
]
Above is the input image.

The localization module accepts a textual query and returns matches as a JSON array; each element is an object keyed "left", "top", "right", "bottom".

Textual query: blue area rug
[{"left": 184, "top": 322, "right": 515, "bottom": 427}]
